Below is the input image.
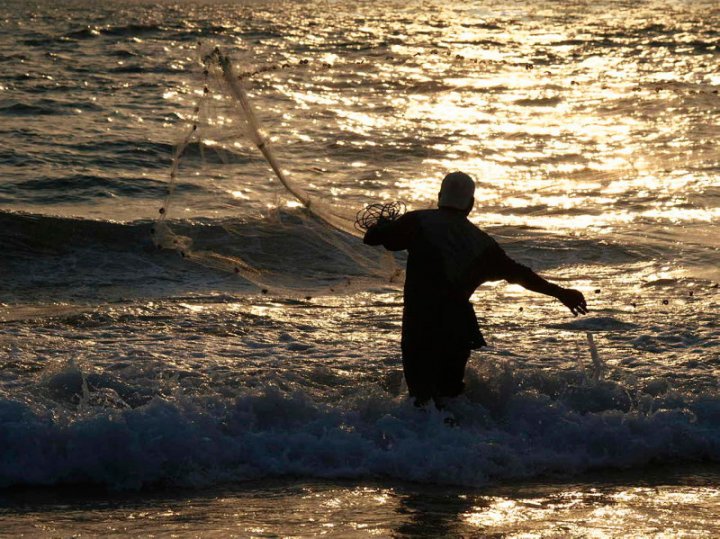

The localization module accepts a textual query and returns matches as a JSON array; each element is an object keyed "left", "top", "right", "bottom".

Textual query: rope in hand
[{"left": 354, "top": 201, "right": 406, "bottom": 232}]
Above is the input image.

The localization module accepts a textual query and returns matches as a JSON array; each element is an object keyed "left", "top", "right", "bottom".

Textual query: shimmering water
[
  {"left": 1, "top": 0, "right": 719, "bottom": 535},
  {"left": 2, "top": 470, "right": 720, "bottom": 537}
]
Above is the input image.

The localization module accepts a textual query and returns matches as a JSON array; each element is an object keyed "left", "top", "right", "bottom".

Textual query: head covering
[{"left": 438, "top": 171, "right": 475, "bottom": 210}]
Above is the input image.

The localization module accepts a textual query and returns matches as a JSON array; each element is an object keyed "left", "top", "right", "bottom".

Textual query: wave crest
[{"left": 2, "top": 363, "right": 718, "bottom": 490}]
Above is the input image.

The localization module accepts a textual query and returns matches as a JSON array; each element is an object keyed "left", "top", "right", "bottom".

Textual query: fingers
[
  {"left": 559, "top": 289, "right": 589, "bottom": 316},
  {"left": 568, "top": 300, "right": 588, "bottom": 316},
  {"left": 572, "top": 291, "right": 588, "bottom": 315}
]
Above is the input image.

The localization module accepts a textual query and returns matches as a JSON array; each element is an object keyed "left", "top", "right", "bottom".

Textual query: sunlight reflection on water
[{"left": 1, "top": 475, "right": 719, "bottom": 537}]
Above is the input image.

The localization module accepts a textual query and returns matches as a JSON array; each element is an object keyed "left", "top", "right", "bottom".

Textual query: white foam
[{"left": 1, "top": 370, "right": 718, "bottom": 490}]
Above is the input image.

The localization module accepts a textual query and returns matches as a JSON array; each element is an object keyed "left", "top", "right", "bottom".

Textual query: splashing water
[{"left": 0, "top": 0, "right": 718, "bottom": 513}]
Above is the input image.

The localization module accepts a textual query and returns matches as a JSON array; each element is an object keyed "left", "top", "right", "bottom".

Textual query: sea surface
[{"left": 1, "top": 0, "right": 719, "bottom": 536}]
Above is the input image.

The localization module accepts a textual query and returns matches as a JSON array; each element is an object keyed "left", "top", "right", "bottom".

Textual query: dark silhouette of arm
[
  {"left": 363, "top": 213, "right": 416, "bottom": 251},
  {"left": 484, "top": 243, "right": 588, "bottom": 316}
]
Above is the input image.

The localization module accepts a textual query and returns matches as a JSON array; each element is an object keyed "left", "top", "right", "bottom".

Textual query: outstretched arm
[
  {"left": 510, "top": 267, "right": 588, "bottom": 316},
  {"left": 486, "top": 244, "right": 588, "bottom": 316}
]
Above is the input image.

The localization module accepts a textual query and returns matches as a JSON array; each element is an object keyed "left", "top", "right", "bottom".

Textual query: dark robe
[{"left": 364, "top": 207, "right": 559, "bottom": 401}]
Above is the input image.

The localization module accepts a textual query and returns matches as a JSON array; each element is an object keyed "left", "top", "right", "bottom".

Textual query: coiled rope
[{"left": 354, "top": 201, "right": 406, "bottom": 232}]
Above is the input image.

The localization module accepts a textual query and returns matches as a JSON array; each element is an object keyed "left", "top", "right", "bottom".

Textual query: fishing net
[
  {"left": 153, "top": 43, "right": 719, "bottom": 296},
  {"left": 152, "top": 46, "right": 405, "bottom": 296}
]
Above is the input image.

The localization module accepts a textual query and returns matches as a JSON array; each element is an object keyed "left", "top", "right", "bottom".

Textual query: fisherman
[{"left": 363, "top": 172, "right": 588, "bottom": 408}]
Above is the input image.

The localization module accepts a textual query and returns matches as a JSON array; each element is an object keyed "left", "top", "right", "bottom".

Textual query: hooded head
[{"left": 438, "top": 171, "right": 475, "bottom": 214}]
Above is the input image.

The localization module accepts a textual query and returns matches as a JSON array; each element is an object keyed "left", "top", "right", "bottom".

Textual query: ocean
[{"left": 1, "top": 0, "right": 719, "bottom": 536}]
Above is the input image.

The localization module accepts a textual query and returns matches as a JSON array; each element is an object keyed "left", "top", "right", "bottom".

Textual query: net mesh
[
  {"left": 152, "top": 46, "right": 404, "bottom": 296},
  {"left": 152, "top": 44, "right": 719, "bottom": 295}
]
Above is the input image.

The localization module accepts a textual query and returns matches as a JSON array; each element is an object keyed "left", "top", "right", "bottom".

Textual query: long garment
[{"left": 364, "top": 208, "right": 557, "bottom": 402}]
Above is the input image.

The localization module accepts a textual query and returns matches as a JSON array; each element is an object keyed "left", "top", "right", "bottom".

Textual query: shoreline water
[{"left": 2, "top": 465, "right": 719, "bottom": 537}]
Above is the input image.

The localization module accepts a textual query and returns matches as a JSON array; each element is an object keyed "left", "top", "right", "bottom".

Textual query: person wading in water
[{"left": 363, "top": 171, "right": 588, "bottom": 408}]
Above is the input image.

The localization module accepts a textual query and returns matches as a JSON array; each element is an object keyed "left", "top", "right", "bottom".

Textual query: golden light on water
[
  {"left": 1, "top": 3, "right": 719, "bottom": 539},
  {"left": 463, "top": 498, "right": 552, "bottom": 528},
  {"left": 155, "top": 9, "right": 719, "bottom": 268},
  {"left": 4, "top": 478, "right": 717, "bottom": 536},
  {"left": 285, "top": 45, "right": 719, "bottom": 244},
  {"left": 455, "top": 485, "right": 720, "bottom": 537}
]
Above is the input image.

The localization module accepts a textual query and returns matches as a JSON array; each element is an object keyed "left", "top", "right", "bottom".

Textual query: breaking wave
[{"left": 1, "top": 360, "right": 718, "bottom": 490}]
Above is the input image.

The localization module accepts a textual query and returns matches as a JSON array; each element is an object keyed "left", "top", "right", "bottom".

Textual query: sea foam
[{"left": 1, "top": 362, "right": 718, "bottom": 490}]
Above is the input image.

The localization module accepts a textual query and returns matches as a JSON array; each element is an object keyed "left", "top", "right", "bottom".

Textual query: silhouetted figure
[{"left": 364, "top": 172, "right": 587, "bottom": 408}]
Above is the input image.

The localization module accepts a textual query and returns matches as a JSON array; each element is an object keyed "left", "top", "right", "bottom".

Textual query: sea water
[{"left": 1, "top": 0, "right": 719, "bottom": 536}]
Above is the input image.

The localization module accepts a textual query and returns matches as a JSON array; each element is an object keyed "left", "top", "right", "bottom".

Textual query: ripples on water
[
  {"left": 2, "top": 1, "right": 718, "bottom": 230},
  {"left": 0, "top": 2, "right": 719, "bottom": 533}
]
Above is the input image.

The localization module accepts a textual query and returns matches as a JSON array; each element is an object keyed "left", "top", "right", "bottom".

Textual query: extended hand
[{"left": 557, "top": 288, "right": 588, "bottom": 316}]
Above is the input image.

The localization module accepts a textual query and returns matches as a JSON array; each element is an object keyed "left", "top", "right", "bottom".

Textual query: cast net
[
  {"left": 152, "top": 43, "right": 719, "bottom": 296},
  {"left": 152, "top": 47, "right": 405, "bottom": 296}
]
